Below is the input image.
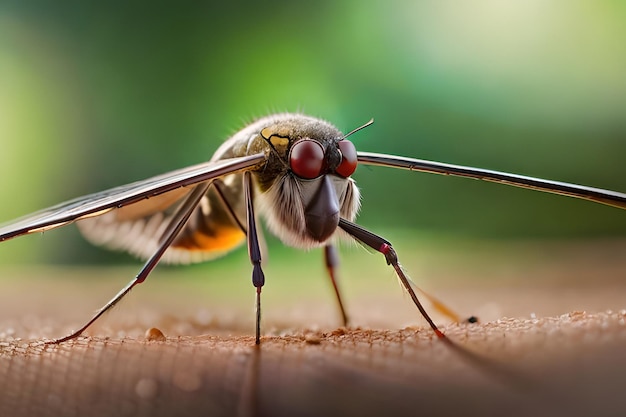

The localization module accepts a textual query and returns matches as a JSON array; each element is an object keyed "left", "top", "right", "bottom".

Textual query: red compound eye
[
  {"left": 289, "top": 139, "right": 325, "bottom": 179},
  {"left": 336, "top": 140, "right": 357, "bottom": 177}
]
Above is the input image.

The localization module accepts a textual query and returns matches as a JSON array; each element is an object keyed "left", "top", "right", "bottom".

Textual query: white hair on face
[
  {"left": 339, "top": 177, "right": 360, "bottom": 221},
  {"left": 335, "top": 177, "right": 361, "bottom": 244},
  {"left": 256, "top": 173, "right": 361, "bottom": 250},
  {"left": 257, "top": 173, "right": 310, "bottom": 249}
]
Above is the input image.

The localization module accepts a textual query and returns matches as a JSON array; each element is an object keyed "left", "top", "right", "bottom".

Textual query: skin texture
[
  {"left": 1, "top": 312, "right": 625, "bottom": 417},
  {"left": 1, "top": 239, "right": 625, "bottom": 417}
]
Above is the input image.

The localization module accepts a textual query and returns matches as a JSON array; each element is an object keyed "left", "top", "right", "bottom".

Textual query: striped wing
[{"left": 0, "top": 154, "right": 266, "bottom": 259}]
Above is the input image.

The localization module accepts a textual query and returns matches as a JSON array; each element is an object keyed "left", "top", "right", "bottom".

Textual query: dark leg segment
[
  {"left": 244, "top": 172, "right": 265, "bottom": 345},
  {"left": 213, "top": 179, "right": 247, "bottom": 233},
  {"left": 49, "top": 182, "right": 212, "bottom": 344},
  {"left": 338, "top": 218, "right": 446, "bottom": 339},
  {"left": 324, "top": 244, "right": 349, "bottom": 327}
]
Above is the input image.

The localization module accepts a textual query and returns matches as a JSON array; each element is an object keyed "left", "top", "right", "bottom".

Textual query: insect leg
[
  {"left": 213, "top": 179, "right": 268, "bottom": 262},
  {"left": 213, "top": 179, "right": 247, "bottom": 233},
  {"left": 324, "top": 244, "right": 349, "bottom": 326},
  {"left": 244, "top": 172, "right": 265, "bottom": 345},
  {"left": 49, "top": 182, "right": 212, "bottom": 343},
  {"left": 413, "top": 286, "right": 478, "bottom": 324},
  {"left": 338, "top": 218, "right": 448, "bottom": 339}
]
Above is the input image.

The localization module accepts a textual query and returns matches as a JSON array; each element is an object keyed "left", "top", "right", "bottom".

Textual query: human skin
[{"left": 1, "top": 239, "right": 625, "bottom": 417}]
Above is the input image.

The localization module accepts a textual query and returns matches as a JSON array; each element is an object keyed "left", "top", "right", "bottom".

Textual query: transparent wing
[
  {"left": 357, "top": 152, "right": 626, "bottom": 210},
  {"left": 77, "top": 174, "right": 248, "bottom": 265},
  {"left": 0, "top": 153, "right": 266, "bottom": 242}
]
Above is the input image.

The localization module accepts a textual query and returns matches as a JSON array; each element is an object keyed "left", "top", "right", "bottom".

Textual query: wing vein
[{"left": 0, "top": 153, "right": 266, "bottom": 240}]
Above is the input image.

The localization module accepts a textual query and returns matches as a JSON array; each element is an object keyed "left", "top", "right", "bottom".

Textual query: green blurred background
[{"left": 0, "top": 1, "right": 625, "bottom": 266}]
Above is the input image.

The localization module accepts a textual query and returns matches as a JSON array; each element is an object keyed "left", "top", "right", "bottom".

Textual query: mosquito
[{"left": 1, "top": 113, "right": 624, "bottom": 345}]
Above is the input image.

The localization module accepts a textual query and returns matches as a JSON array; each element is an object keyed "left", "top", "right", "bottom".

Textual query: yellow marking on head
[
  {"left": 261, "top": 127, "right": 290, "bottom": 147},
  {"left": 270, "top": 136, "right": 289, "bottom": 147}
]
